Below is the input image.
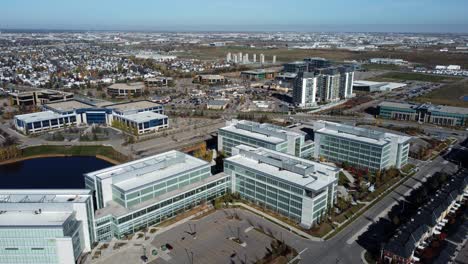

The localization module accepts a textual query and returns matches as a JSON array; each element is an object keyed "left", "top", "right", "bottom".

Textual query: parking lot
[{"left": 149, "top": 209, "right": 276, "bottom": 264}]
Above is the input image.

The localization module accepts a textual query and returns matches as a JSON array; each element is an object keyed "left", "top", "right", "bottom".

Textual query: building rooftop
[
  {"left": 379, "top": 101, "right": 468, "bottom": 115},
  {"left": 104, "top": 100, "right": 161, "bottom": 113},
  {"left": 207, "top": 100, "right": 228, "bottom": 106},
  {"left": 378, "top": 101, "right": 414, "bottom": 109},
  {"left": 0, "top": 189, "right": 93, "bottom": 204},
  {"left": 95, "top": 173, "right": 226, "bottom": 218},
  {"left": 108, "top": 82, "right": 145, "bottom": 90},
  {"left": 122, "top": 112, "right": 168, "bottom": 123},
  {"left": 220, "top": 120, "right": 305, "bottom": 145},
  {"left": 45, "top": 99, "right": 95, "bottom": 112},
  {"left": 85, "top": 151, "right": 209, "bottom": 193},
  {"left": 15, "top": 110, "right": 64, "bottom": 123},
  {"left": 241, "top": 69, "right": 278, "bottom": 74},
  {"left": 0, "top": 211, "right": 72, "bottom": 227},
  {"left": 227, "top": 145, "right": 339, "bottom": 192},
  {"left": 314, "top": 120, "right": 411, "bottom": 145}
]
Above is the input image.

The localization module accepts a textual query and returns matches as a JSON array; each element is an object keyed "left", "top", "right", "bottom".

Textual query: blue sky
[{"left": 1, "top": 0, "right": 467, "bottom": 32}]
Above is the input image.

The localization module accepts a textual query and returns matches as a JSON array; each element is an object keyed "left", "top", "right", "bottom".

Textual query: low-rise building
[
  {"left": 206, "top": 100, "right": 229, "bottom": 110},
  {"left": 312, "top": 120, "right": 411, "bottom": 170},
  {"left": 8, "top": 88, "right": 74, "bottom": 107},
  {"left": 0, "top": 190, "right": 96, "bottom": 264},
  {"left": 106, "top": 82, "right": 145, "bottom": 97},
  {"left": 378, "top": 101, "right": 468, "bottom": 127},
  {"left": 225, "top": 145, "right": 340, "bottom": 228},
  {"left": 218, "top": 120, "right": 314, "bottom": 158},
  {"left": 353, "top": 81, "right": 406, "bottom": 92},
  {"left": 240, "top": 69, "right": 278, "bottom": 80},
  {"left": 14, "top": 100, "right": 168, "bottom": 135},
  {"left": 193, "top": 75, "right": 226, "bottom": 85},
  {"left": 144, "top": 77, "right": 174, "bottom": 87},
  {"left": 84, "top": 151, "right": 230, "bottom": 241}
]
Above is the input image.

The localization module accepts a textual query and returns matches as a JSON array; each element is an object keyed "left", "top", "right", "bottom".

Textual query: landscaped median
[{"left": 0, "top": 145, "right": 130, "bottom": 165}]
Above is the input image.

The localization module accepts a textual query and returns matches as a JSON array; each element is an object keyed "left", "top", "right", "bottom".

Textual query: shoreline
[{"left": 0, "top": 154, "right": 121, "bottom": 166}]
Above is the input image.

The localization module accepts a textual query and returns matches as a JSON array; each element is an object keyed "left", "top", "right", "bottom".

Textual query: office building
[
  {"left": 218, "top": 120, "right": 314, "bottom": 158},
  {"left": 378, "top": 101, "right": 468, "bottom": 127},
  {"left": 353, "top": 81, "right": 406, "bottom": 92},
  {"left": 106, "top": 82, "right": 145, "bottom": 98},
  {"left": 225, "top": 145, "right": 340, "bottom": 228},
  {"left": 260, "top": 54, "right": 265, "bottom": 64},
  {"left": 240, "top": 69, "right": 278, "bottom": 80},
  {"left": 313, "top": 120, "right": 411, "bottom": 171},
  {"left": 14, "top": 100, "right": 168, "bottom": 135},
  {"left": 193, "top": 74, "right": 226, "bottom": 85},
  {"left": 8, "top": 88, "right": 74, "bottom": 107},
  {"left": 84, "top": 151, "right": 230, "bottom": 241},
  {"left": 304, "top": 57, "right": 331, "bottom": 70},
  {"left": 0, "top": 190, "right": 95, "bottom": 264},
  {"left": 144, "top": 77, "right": 174, "bottom": 87},
  {"left": 293, "top": 72, "right": 318, "bottom": 108},
  {"left": 283, "top": 61, "right": 308, "bottom": 73}
]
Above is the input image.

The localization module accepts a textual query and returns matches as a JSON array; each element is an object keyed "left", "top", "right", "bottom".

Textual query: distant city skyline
[{"left": 1, "top": 0, "right": 468, "bottom": 33}]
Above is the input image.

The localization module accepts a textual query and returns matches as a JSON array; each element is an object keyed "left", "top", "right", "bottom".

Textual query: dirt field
[{"left": 412, "top": 79, "right": 468, "bottom": 107}]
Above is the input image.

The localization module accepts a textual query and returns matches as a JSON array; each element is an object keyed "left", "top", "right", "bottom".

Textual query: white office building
[
  {"left": 312, "top": 120, "right": 411, "bottom": 170},
  {"left": 218, "top": 120, "right": 314, "bottom": 158},
  {"left": 225, "top": 145, "right": 340, "bottom": 228},
  {"left": 0, "top": 190, "right": 95, "bottom": 264},
  {"left": 85, "top": 151, "right": 230, "bottom": 241}
]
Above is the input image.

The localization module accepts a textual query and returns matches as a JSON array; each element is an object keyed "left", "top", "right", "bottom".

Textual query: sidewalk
[{"left": 231, "top": 202, "right": 323, "bottom": 241}]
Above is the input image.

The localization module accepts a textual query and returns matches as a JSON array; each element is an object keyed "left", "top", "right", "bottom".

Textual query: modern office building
[
  {"left": 0, "top": 190, "right": 95, "bottom": 264},
  {"left": 283, "top": 61, "right": 308, "bottom": 73},
  {"left": 193, "top": 74, "right": 226, "bottom": 85},
  {"left": 14, "top": 99, "right": 168, "bottom": 135},
  {"left": 293, "top": 72, "right": 318, "bottom": 108},
  {"left": 106, "top": 82, "right": 145, "bottom": 98},
  {"left": 353, "top": 81, "right": 406, "bottom": 92},
  {"left": 303, "top": 57, "right": 331, "bottom": 70},
  {"left": 8, "top": 88, "right": 74, "bottom": 107},
  {"left": 225, "top": 145, "right": 340, "bottom": 228},
  {"left": 240, "top": 69, "right": 278, "bottom": 80},
  {"left": 312, "top": 120, "right": 411, "bottom": 171},
  {"left": 218, "top": 120, "right": 314, "bottom": 158},
  {"left": 378, "top": 101, "right": 468, "bottom": 127},
  {"left": 84, "top": 151, "right": 230, "bottom": 241}
]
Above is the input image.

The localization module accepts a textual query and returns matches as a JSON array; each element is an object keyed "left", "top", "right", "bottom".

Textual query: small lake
[{"left": 0, "top": 157, "right": 112, "bottom": 189}]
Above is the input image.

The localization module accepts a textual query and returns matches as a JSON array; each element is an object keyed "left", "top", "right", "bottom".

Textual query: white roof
[
  {"left": 15, "top": 110, "right": 63, "bottom": 123},
  {"left": 86, "top": 151, "right": 208, "bottom": 192},
  {"left": 0, "top": 211, "right": 72, "bottom": 227},
  {"left": 227, "top": 145, "right": 339, "bottom": 192},
  {"left": 121, "top": 112, "right": 167, "bottom": 123}
]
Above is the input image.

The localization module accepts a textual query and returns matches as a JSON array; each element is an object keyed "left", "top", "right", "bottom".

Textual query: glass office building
[
  {"left": 218, "top": 120, "right": 314, "bottom": 158},
  {"left": 84, "top": 151, "right": 230, "bottom": 241},
  {"left": 378, "top": 101, "right": 468, "bottom": 127},
  {"left": 14, "top": 99, "right": 168, "bottom": 135},
  {"left": 225, "top": 145, "right": 340, "bottom": 228},
  {"left": 0, "top": 190, "right": 95, "bottom": 264},
  {"left": 313, "top": 120, "right": 410, "bottom": 171}
]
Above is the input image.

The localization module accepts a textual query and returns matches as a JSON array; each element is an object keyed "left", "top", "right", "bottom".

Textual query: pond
[{"left": 0, "top": 156, "right": 112, "bottom": 189}]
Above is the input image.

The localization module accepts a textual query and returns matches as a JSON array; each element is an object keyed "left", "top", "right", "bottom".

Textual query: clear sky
[{"left": 1, "top": 0, "right": 467, "bottom": 32}]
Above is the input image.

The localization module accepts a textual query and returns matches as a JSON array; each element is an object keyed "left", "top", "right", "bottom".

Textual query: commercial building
[
  {"left": 378, "top": 101, "right": 468, "bottom": 127},
  {"left": 8, "top": 88, "right": 74, "bottom": 107},
  {"left": 218, "top": 120, "right": 314, "bottom": 158},
  {"left": 304, "top": 57, "right": 331, "bottom": 70},
  {"left": 225, "top": 145, "right": 340, "bottom": 228},
  {"left": 240, "top": 69, "right": 278, "bottom": 80},
  {"left": 193, "top": 75, "right": 226, "bottom": 85},
  {"left": 144, "top": 77, "right": 174, "bottom": 87},
  {"left": 14, "top": 99, "right": 168, "bottom": 135},
  {"left": 312, "top": 120, "right": 411, "bottom": 171},
  {"left": 283, "top": 61, "right": 308, "bottom": 73},
  {"left": 369, "top": 58, "right": 408, "bottom": 65},
  {"left": 0, "top": 190, "right": 95, "bottom": 264},
  {"left": 382, "top": 170, "right": 468, "bottom": 264},
  {"left": 353, "top": 81, "right": 406, "bottom": 92},
  {"left": 84, "top": 151, "right": 230, "bottom": 241},
  {"left": 206, "top": 99, "right": 229, "bottom": 110},
  {"left": 106, "top": 82, "right": 145, "bottom": 98}
]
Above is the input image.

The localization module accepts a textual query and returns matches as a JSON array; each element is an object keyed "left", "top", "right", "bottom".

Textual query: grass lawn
[
  {"left": 21, "top": 145, "right": 129, "bottom": 163},
  {"left": 369, "top": 72, "right": 462, "bottom": 83},
  {"left": 412, "top": 80, "right": 468, "bottom": 107}
]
